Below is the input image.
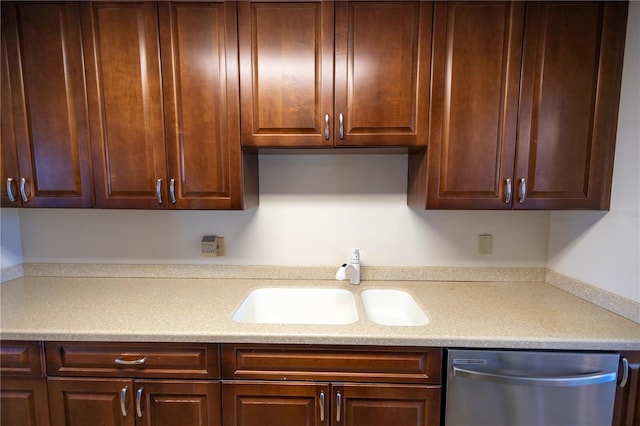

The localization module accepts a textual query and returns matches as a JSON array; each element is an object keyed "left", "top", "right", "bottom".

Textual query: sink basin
[
  {"left": 360, "top": 289, "right": 429, "bottom": 326},
  {"left": 233, "top": 288, "right": 358, "bottom": 325}
]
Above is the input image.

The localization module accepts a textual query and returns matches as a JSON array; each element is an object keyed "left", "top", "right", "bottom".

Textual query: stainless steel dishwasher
[{"left": 445, "top": 349, "right": 619, "bottom": 426}]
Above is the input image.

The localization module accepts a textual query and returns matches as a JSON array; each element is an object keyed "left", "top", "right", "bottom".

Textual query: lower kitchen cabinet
[
  {"left": 614, "top": 351, "right": 640, "bottom": 426},
  {"left": 48, "top": 378, "right": 221, "bottom": 426}
]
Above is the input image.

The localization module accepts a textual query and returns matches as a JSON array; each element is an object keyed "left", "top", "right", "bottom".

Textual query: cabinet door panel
[
  {"left": 515, "top": 1, "right": 627, "bottom": 209},
  {"left": 336, "top": 384, "right": 441, "bottom": 426},
  {"left": 136, "top": 380, "right": 221, "bottom": 426},
  {"left": 1, "top": 2, "right": 92, "bottom": 207},
  {"left": 334, "top": 1, "right": 432, "bottom": 147},
  {"left": 82, "top": 2, "right": 167, "bottom": 208},
  {"left": 412, "top": 1, "right": 524, "bottom": 209},
  {"left": 239, "top": 1, "right": 334, "bottom": 147},
  {"left": 613, "top": 352, "right": 640, "bottom": 426},
  {"left": 1, "top": 377, "right": 50, "bottom": 426},
  {"left": 159, "top": 1, "right": 243, "bottom": 209},
  {"left": 222, "top": 381, "right": 326, "bottom": 426},
  {"left": 1, "top": 32, "right": 20, "bottom": 206},
  {"left": 48, "top": 377, "right": 134, "bottom": 426}
]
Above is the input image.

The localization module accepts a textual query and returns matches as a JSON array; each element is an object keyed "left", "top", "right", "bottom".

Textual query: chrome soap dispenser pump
[{"left": 336, "top": 248, "right": 361, "bottom": 285}]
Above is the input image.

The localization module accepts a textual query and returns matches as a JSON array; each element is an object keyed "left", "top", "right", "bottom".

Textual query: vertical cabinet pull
[
  {"left": 169, "top": 178, "right": 176, "bottom": 204},
  {"left": 319, "top": 390, "right": 325, "bottom": 421},
  {"left": 324, "top": 114, "right": 330, "bottom": 140},
  {"left": 618, "top": 357, "right": 629, "bottom": 387},
  {"left": 6, "top": 178, "right": 16, "bottom": 202},
  {"left": 156, "top": 179, "right": 163, "bottom": 204},
  {"left": 338, "top": 113, "right": 344, "bottom": 140},
  {"left": 504, "top": 178, "right": 512, "bottom": 204},
  {"left": 336, "top": 391, "right": 342, "bottom": 422},
  {"left": 19, "top": 177, "right": 29, "bottom": 202},
  {"left": 120, "top": 386, "right": 128, "bottom": 417},
  {"left": 518, "top": 178, "right": 526, "bottom": 204},
  {"left": 136, "top": 387, "right": 144, "bottom": 417}
]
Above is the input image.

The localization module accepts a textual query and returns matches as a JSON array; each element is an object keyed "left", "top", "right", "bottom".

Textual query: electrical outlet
[
  {"left": 216, "top": 237, "right": 225, "bottom": 257},
  {"left": 478, "top": 234, "right": 493, "bottom": 255},
  {"left": 202, "top": 235, "right": 224, "bottom": 257}
]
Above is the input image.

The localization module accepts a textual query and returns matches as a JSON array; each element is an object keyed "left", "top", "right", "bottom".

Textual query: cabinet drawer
[
  {"left": 0, "top": 341, "right": 44, "bottom": 377},
  {"left": 45, "top": 342, "right": 220, "bottom": 379},
  {"left": 222, "top": 344, "right": 441, "bottom": 384}
]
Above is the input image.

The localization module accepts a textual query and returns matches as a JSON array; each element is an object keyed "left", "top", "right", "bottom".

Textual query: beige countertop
[{"left": 1, "top": 276, "right": 638, "bottom": 350}]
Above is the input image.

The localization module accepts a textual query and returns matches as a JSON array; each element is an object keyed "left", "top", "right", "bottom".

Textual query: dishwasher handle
[{"left": 453, "top": 366, "right": 617, "bottom": 387}]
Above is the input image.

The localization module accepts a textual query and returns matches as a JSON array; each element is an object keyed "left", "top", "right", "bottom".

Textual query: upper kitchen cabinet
[
  {"left": 1, "top": 2, "right": 93, "bottom": 208},
  {"left": 82, "top": 1, "right": 257, "bottom": 209},
  {"left": 239, "top": 1, "right": 432, "bottom": 148},
  {"left": 408, "top": 1, "right": 628, "bottom": 210}
]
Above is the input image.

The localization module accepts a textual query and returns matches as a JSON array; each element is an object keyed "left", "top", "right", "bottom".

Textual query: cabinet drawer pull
[
  {"left": 339, "top": 113, "right": 344, "bottom": 140},
  {"left": 19, "top": 177, "right": 29, "bottom": 202},
  {"left": 518, "top": 178, "right": 526, "bottom": 204},
  {"left": 169, "top": 178, "right": 176, "bottom": 204},
  {"left": 336, "top": 391, "right": 342, "bottom": 422},
  {"left": 120, "top": 386, "right": 128, "bottom": 416},
  {"left": 156, "top": 179, "right": 163, "bottom": 204},
  {"left": 6, "top": 178, "right": 16, "bottom": 202},
  {"left": 136, "top": 387, "right": 144, "bottom": 417},
  {"left": 114, "top": 357, "right": 147, "bottom": 365},
  {"left": 618, "top": 357, "right": 629, "bottom": 387},
  {"left": 324, "top": 113, "right": 330, "bottom": 140},
  {"left": 319, "top": 390, "right": 325, "bottom": 421},
  {"left": 504, "top": 178, "right": 512, "bottom": 204}
]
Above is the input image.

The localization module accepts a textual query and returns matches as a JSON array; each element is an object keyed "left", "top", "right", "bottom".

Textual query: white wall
[
  {"left": 0, "top": 208, "right": 23, "bottom": 268},
  {"left": 547, "top": 2, "right": 640, "bottom": 303},
  {"left": 15, "top": 154, "right": 550, "bottom": 267}
]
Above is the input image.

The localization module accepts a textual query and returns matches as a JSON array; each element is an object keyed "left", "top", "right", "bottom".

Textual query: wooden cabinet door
[
  {"left": 334, "top": 2, "right": 432, "bottom": 147},
  {"left": 1, "top": 377, "right": 50, "bottom": 426},
  {"left": 514, "top": 1, "right": 628, "bottom": 210},
  {"left": 222, "top": 381, "right": 327, "bottom": 426},
  {"left": 159, "top": 1, "right": 248, "bottom": 209},
  {"left": 82, "top": 2, "right": 167, "bottom": 209},
  {"left": 135, "top": 380, "right": 221, "bottom": 426},
  {"left": 238, "top": 1, "right": 334, "bottom": 148},
  {"left": 613, "top": 352, "right": 640, "bottom": 426},
  {"left": 1, "top": 32, "right": 21, "bottom": 207},
  {"left": 1, "top": 2, "right": 93, "bottom": 208},
  {"left": 408, "top": 1, "right": 524, "bottom": 209},
  {"left": 334, "top": 384, "right": 441, "bottom": 426},
  {"left": 48, "top": 377, "right": 135, "bottom": 426}
]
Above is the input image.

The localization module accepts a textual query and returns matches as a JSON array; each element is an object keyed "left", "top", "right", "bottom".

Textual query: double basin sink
[{"left": 233, "top": 287, "right": 429, "bottom": 326}]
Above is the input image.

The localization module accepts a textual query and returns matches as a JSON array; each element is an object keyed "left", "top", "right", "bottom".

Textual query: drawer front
[
  {"left": 222, "top": 344, "right": 441, "bottom": 384},
  {"left": 45, "top": 342, "right": 220, "bottom": 379},
  {"left": 0, "top": 341, "right": 44, "bottom": 377}
]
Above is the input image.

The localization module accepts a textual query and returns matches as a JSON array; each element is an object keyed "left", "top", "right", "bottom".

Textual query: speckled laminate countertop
[{"left": 1, "top": 276, "right": 638, "bottom": 350}]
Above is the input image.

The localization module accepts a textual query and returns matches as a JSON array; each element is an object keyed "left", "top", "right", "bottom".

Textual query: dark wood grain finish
[
  {"left": 1, "top": 2, "right": 93, "bottom": 208},
  {"left": 1, "top": 377, "right": 50, "bottom": 426},
  {"left": 45, "top": 342, "right": 220, "bottom": 379},
  {"left": 514, "top": 1, "right": 628, "bottom": 210},
  {"left": 136, "top": 380, "right": 221, "bottom": 426},
  {"left": 222, "top": 344, "right": 441, "bottom": 384},
  {"left": 1, "top": 32, "right": 20, "bottom": 207},
  {"left": 613, "top": 352, "right": 640, "bottom": 426},
  {"left": 239, "top": 1, "right": 334, "bottom": 147},
  {"left": 334, "top": 1, "right": 432, "bottom": 147},
  {"left": 222, "top": 381, "right": 326, "bottom": 426},
  {"left": 336, "top": 383, "right": 440, "bottom": 426},
  {"left": 48, "top": 377, "right": 135, "bottom": 426},
  {"left": 0, "top": 341, "right": 44, "bottom": 377},
  {"left": 82, "top": 1, "right": 167, "bottom": 209},
  {"left": 408, "top": 1, "right": 524, "bottom": 209},
  {"left": 159, "top": 1, "right": 252, "bottom": 209}
]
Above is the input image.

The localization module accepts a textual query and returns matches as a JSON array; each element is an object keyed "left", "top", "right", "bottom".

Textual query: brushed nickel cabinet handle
[
  {"left": 505, "top": 178, "right": 512, "bottom": 204},
  {"left": 156, "top": 179, "right": 163, "bottom": 204},
  {"left": 339, "top": 113, "right": 344, "bottom": 140},
  {"left": 618, "top": 357, "right": 629, "bottom": 387},
  {"left": 114, "top": 357, "right": 146, "bottom": 365},
  {"left": 324, "top": 113, "right": 330, "bottom": 140},
  {"left": 120, "top": 386, "right": 128, "bottom": 416},
  {"left": 136, "top": 387, "right": 144, "bottom": 417},
  {"left": 518, "top": 178, "right": 526, "bottom": 204},
  {"left": 336, "top": 391, "right": 342, "bottom": 422},
  {"left": 319, "top": 390, "right": 325, "bottom": 421},
  {"left": 169, "top": 178, "right": 176, "bottom": 204},
  {"left": 19, "top": 177, "right": 28, "bottom": 202},
  {"left": 6, "top": 178, "right": 16, "bottom": 202}
]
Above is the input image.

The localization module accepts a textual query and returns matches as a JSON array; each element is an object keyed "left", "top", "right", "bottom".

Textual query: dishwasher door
[{"left": 445, "top": 349, "right": 619, "bottom": 426}]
